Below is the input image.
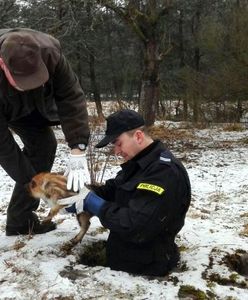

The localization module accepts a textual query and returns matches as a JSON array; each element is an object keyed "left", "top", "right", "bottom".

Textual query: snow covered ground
[{"left": 0, "top": 121, "right": 247, "bottom": 300}]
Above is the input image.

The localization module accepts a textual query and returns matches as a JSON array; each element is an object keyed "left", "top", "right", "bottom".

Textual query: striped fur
[{"left": 29, "top": 172, "right": 91, "bottom": 250}]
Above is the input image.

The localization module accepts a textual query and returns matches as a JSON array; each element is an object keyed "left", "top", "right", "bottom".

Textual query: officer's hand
[{"left": 57, "top": 186, "right": 90, "bottom": 214}]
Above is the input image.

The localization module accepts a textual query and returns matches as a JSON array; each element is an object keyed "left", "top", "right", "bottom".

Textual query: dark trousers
[
  {"left": 7, "top": 113, "right": 57, "bottom": 228},
  {"left": 106, "top": 233, "right": 180, "bottom": 276}
]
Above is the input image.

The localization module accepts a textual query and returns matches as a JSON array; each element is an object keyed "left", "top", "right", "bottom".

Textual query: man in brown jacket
[{"left": 0, "top": 28, "right": 90, "bottom": 235}]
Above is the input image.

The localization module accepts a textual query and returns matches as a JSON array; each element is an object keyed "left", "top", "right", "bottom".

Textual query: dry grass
[
  {"left": 12, "top": 240, "right": 26, "bottom": 251},
  {"left": 4, "top": 260, "right": 23, "bottom": 274},
  {"left": 240, "top": 224, "right": 248, "bottom": 237},
  {"left": 240, "top": 137, "right": 248, "bottom": 144},
  {"left": 88, "top": 114, "right": 105, "bottom": 128},
  {"left": 147, "top": 124, "right": 193, "bottom": 142},
  {"left": 89, "top": 226, "right": 108, "bottom": 236},
  {"left": 223, "top": 123, "right": 245, "bottom": 132}
]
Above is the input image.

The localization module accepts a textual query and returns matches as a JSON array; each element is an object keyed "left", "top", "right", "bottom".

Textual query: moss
[
  {"left": 178, "top": 245, "right": 189, "bottom": 252},
  {"left": 206, "top": 280, "right": 216, "bottom": 289},
  {"left": 229, "top": 273, "right": 239, "bottom": 281},
  {"left": 178, "top": 285, "right": 209, "bottom": 299},
  {"left": 79, "top": 240, "right": 106, "bottom": 267},
  {"left": 240, "top": 137, "right": 248, "bottom": 144},
  {"left": 224, "top": 250, "right": 248, "bottom": 277},
  {"left": 168, "top": 276, "right": 180, "bottom": 285},
  {"left": 208, "top": 272, "right": 247, "bottom": 289},
  {"left": 178, "top": 261, "right": 189, "bottom": 272}
]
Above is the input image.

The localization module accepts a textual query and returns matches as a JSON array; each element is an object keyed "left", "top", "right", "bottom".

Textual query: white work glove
[
  {"left": 58, "top": 186, "right": 90, "bottom": 214},
  {"left": 64, "top": 153, "right": 89, "bottom": 192}
]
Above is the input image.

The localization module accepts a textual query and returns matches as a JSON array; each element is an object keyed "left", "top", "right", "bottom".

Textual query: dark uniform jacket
[
  {"left": 93, "top": 140, "right": 191, "bottom": 276},
  {"left": 0, "top": 28, "right": 89, "bottom": 184}
]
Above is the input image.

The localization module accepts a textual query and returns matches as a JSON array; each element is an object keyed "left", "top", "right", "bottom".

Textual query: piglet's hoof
[{"left": 60, "top": 240, "right": 77, "bottom": 254}]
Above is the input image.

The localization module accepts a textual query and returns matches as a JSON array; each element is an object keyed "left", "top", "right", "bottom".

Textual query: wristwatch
[{"left": 72, "top": 144, "right": 86, "bottom": 151}]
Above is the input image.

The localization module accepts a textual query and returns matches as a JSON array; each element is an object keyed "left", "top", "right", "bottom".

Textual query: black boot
[{"left": 6, "top": 212, "right": 56, "bottom": 236}]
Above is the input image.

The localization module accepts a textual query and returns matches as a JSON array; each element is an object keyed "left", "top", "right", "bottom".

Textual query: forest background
[{"left": 1, "top": 0, "right": 248, "bottom": 126}]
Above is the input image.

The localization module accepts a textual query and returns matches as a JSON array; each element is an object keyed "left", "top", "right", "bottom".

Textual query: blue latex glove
[
  {"left": 84, "top": 192, "right": 106, "bottom": 216},
  {"left": 57, "top": 189, "right": 105, "bottom": 216}
]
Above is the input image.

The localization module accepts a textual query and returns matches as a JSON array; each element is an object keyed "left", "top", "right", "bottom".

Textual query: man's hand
[
  {"left": 64, "top": 151, "right": 89, "bottom": 192},
  {"left": 58, "top": 186, "right": 90, "bottom": 214}
]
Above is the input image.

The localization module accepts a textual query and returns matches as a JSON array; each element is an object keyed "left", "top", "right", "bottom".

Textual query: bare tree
[
  {"left": 97, "top": 0, "right": 173, "bottom": 125},
  {"left": 0, "top": 0, "right": 20, "bottom": 27}
]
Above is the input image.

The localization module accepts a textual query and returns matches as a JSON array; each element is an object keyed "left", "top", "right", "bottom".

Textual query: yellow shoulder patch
[{"left": 137, "top": 183, "right": 165, "bottom": 195}]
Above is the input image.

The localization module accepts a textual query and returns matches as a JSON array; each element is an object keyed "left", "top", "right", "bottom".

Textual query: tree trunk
[
  {"left": 237, "top": 99, "right": 243, "bottom": 122},
  {"left": 178, "top": 9, "right": 188, "bottom": 121},
  {"left": 139, "top": 40, "right": 160, "bottom": 126},
  {"left": 193, "top": 46, "right": 200, "bottom": 123},
  {"left": 183, "top": 98, "right": 188, "bottom": 121},
  {"left": 84, "top": 0, "right": 104, "bottom": 119},
  {"left": 106, "top": 11, "right": 122, "bottom": 102},
  {"left": 179, "top": 10, "right": 185, "bottom": 68},
  {"left": 192, "top": 9, "right": 201, "bottom": 123},
  {"left": 89, "top": 51, "right": 104, "bottom": 119}
]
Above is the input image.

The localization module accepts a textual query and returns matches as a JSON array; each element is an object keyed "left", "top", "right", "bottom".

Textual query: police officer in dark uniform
[{"left": 59, "top": 109, "right": 191, "bottom": 276}]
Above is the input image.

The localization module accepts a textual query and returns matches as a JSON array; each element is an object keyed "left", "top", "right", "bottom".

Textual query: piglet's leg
[
  {"left": 70, "top": 212, "right": 91, "bottom": 245},
  {"left": 61, "top": 212, "right": 91, "bottom": 253},
  {"left": 42, "top": 205, "right": 64, "bottom": 224}
]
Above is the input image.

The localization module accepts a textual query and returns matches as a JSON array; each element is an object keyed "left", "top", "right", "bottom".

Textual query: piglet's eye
[{"left": 30, "top": 180, "right": 37, "bottom": 188}]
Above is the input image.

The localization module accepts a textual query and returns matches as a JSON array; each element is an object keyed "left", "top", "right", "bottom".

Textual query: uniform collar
[{"left": 121, "top": 140, "right": 165, "bottom": 171}]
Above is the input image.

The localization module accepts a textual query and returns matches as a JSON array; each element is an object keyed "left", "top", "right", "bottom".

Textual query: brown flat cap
[{"left": 1, "top": 31, "right": 49, "bottom": 90}]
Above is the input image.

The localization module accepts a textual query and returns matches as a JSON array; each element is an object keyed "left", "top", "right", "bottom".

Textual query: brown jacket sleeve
[
  {"left": 31, "top": 29, "right": 90, "bottom": 147},
  {"left": 52, "top": 54, "right": 90, "bottom": 147}
]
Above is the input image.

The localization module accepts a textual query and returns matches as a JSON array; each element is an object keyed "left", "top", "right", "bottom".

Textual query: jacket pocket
[
  {"left": 120, "top": 180, "right": 139, "bottom": 191},
  {"left": 116, "top": 180, "right": 139, "bottom": 206}
]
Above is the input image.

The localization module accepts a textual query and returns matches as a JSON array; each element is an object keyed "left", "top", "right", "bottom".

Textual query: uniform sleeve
[
  {"left": 0, "top": 110, "right": 36, "bottom": 184},
  {"left": 52, "top": 54, "right": 90, "bottom": 148},
  {"left": 98, "top": 163, "right": 186, "bottom": 244},
  {"left": 91, "top": 178, "right": 117, "bottom": 202}
]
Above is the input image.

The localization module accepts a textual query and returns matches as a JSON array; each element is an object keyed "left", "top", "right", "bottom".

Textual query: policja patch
[{"left": 137, "top": 183, "right": 165, "bottom": 195}]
